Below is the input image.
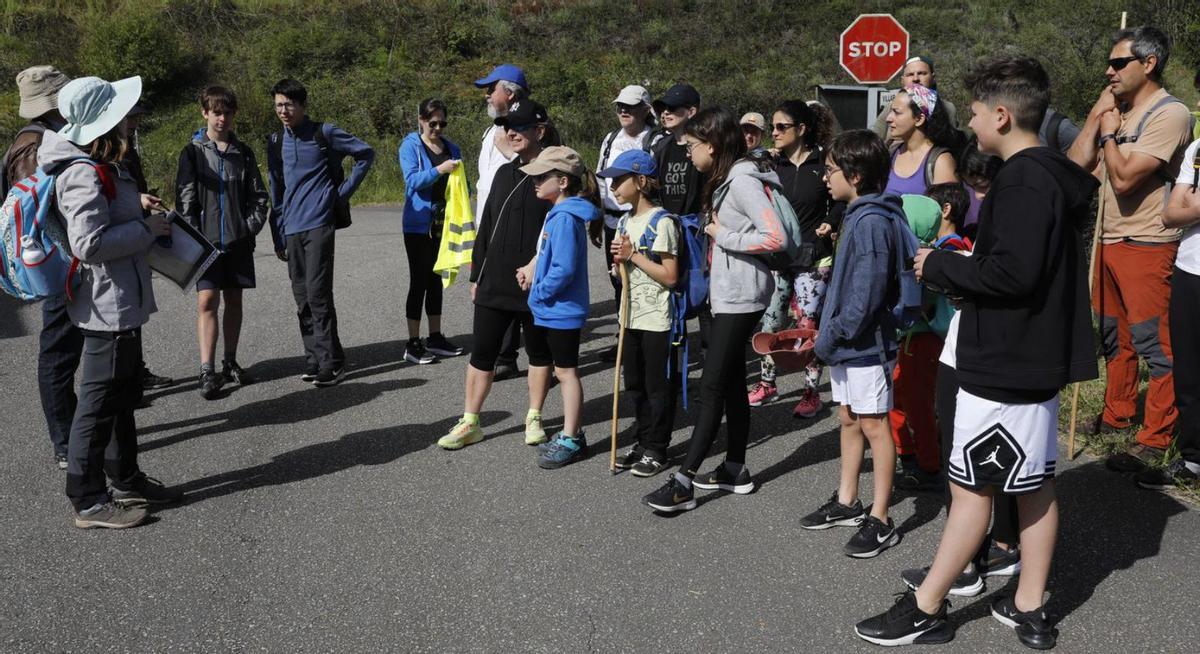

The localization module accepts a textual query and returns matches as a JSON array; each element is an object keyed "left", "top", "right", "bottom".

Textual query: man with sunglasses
[{"left": 1067, "top": 26, "right": 1193, "bottom": 472}]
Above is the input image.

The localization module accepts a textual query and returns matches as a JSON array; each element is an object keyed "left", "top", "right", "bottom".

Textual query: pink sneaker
[
  {"left": 793, "top": 388, "right": 822, "bottom": 418},
  {"left": 747, "top": 382, "right": 778, "bottom": 407}
]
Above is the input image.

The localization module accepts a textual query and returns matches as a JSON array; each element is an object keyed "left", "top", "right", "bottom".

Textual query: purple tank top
[
  {"left": 885, "top": 147, "right": 932, "bottom": 196},
  {"left": 964, "top": 182, "right": 983, "bottom": 227}
]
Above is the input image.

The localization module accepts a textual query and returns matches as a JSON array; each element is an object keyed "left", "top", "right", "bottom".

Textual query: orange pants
[
  {"left": 1094, "top": 241, "right": 1178, "bottom": 449},
  {"left": 890, "top": 332, "right": 943, "bottom": 473}
]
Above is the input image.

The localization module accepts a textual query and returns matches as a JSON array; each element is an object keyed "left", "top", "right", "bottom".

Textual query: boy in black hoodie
[{"left": 855, "top": 57, "right": 1098, "bottom": 650}]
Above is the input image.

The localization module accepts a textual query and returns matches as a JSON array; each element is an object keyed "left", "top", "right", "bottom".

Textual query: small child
[
  {"left": 515, "top": 146, "right": 602, "bottom": 469},
  {"left": 856, "top": 56, "right": 1099, "bottom": 649},
  {"left": 600, "top": 149, "right": 681, "bottom": 477},
  {"left": 804, "top": 129, "right": 915, "bottom": 559}
]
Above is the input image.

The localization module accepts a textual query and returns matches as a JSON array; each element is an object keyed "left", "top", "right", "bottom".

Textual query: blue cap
[
  {"left": 597, "top": 149, "right": 657, "bottom": 178},
  {"left": 474, "top": 64, "right": 528, "bottom": 91}
]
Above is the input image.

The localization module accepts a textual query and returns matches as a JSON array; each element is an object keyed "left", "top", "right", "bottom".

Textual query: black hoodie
[
  {"left": 469, "top": 159, "right": 552, "bottom": 313},
  {"left": 922, "top": 146, "right": 1099, "bottom": 401}
]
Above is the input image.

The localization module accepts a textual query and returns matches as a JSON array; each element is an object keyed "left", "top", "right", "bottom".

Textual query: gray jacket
[
  {"left": 175, "top": 130, "right": 269, "bottom": 248},
  {"left": 38, "top": 130, "right": 156, "bottom": 331},
  {"left": 708, "top": 159, "right": 787, "bottom": 314}
]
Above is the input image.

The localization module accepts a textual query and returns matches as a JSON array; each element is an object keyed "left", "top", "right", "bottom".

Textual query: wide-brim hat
[
  {"left": 751, "top": 328, "right": 818, "bottom": 373},
  {"left": 57, "top": 76, "right": 142, "bottom": 146}
]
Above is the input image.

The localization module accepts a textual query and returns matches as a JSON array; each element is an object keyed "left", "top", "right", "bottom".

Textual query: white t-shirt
[
  {"left": 476, "top": 125, "right": 516, "bottom": 216},
  {"left": 1173, "top": 138, "right": 1200, "bottom": 276},
  {"left": 938, "top": 310, "right": 961, "bottom": 369},
  {"left": 597, "top": 127, "right": 652, "bottom": 228}
]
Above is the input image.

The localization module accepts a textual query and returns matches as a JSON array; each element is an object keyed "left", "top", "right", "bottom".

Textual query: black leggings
[
  {"left": 470, "top": 304, "right": 551, "bottom": 371},
  {"left": 404, "top": 233, "right": 442, "bottom": 322},
  {"left": 679, "top": 311, "right": 763, "bottom": 476}
]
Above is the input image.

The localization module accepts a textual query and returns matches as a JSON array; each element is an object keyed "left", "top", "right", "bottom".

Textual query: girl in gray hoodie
[{"left": 642, "top": 106, "right": 788, "bottom": 513}]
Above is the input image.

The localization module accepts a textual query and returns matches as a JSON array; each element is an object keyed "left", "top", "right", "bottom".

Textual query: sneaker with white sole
[
  {"left": 800, "top": 493, "right": 865, "bottom": 530},
  {"left": 404, "top": 339, "right": 436, "bottom": 365},
  {"left": 900, "top": 565, "right": 985, "bottom": 597},
  {"left": 691, "top": 464, "right": 756, "bottom": 494},
  {"left": 437, "top": 419, "right": 483, "bottom": 450},
  {"left": 74, "top": 501, "right": 148, "bottom": 530},
  {"left": 642, "top": 476, "right": 697, "bottom": 513},
  {"left": 792, "top": 388, "right": 822, "bottom": 418},
  {"left": 990, "top": 594, "right": 1057, "bottom": 650},
  {"left": 844, "top": 515, "right": 901, "bottom": 558},
  {"left": 426, "top": 333, "right": 464, "bottom": 358},
  {"left": 855, "top": 591, "right": 953, "bottom": 646},
  {"left": 524, "top": 414, "right": 548, "bottom": 445},
  {"left": 747, "top": 381, "right": 778, "bottom": 407}
]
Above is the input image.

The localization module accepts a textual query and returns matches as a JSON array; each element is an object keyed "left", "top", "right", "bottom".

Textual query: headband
[{"left": 907, "top": 84, "right": 939, "bottom": 121}]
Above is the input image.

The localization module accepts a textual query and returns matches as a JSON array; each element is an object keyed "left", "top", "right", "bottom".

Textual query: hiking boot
[
  {"left": 111, "top": 473, "right": 184, "bottom": 506},
  {"left": 199, "top": 371, "right": 224, "bottom": 400},
  {"left": 1081, "top": 413, "right": 1127, "bottom": 436},
  {"left": 692, "top": 464, "right": 756, "bottom": 494},
  {"left": 437, "top": 419, "right": 483, "bottom": 450},
  {"left": 524, "top": 414, "right": 548, "bottom": 445},
  {"left": 54, "top": 453, "right": 68, "bottom": 471},
  {"left": 800, "top": 493, "right": 865, "bottom": 530},
  {"left": 1105, "top": 443, "right": 1165, "bottom": 473},
  {"left": 426, "top": 332, "right": 464, "bottom": 358},
  {"left": 855, "top": 591, "right": 953, "bottom": 646},
  {"left": 747, "top": 381, "right": 778, "bottom": 407},
  {"left": 74, "top": 501, "right": 148, "bottom": 530},
  {"left": 494, "top": 360, "right": 520, "bottom": 381},
  {"left": 221, "top": 360, "right": 252, "bottom": 385},
  {"left": 900, "top": 565, "right": 984, "bottom": 597},
  {"left": 614, "top": 445, "right": 645, "bottom": 470},
  {"left": 642, "top": 476, "right": 697, "bottom": 513},
  {"left": 792, "top": 388, "right": 822, "bottom": 418},
  {"left": 141, "top": 367, "right": 173, "bottom": 390},
  {"left": 1135, "top": 458, "right": 1200, "bottom": 491},
  {"left": 978, "top": 540, "right": 1022, "bottom": 577},
  {"left": 630, "top": 453, "right": 668, "bottom": 478},
  {"left": 537, "top": 432, "right": 587, "bottom": 469},
  {"left": 404, "top": 338, "right": 436, "bottom": 364},
  {"left": 313, "top": 367, "right": 345, "bottom": 387},
  {"left": 844, "top": 515, "right": 901, "bottom": 558},
  {"left": 991, "top": 595, "right": 1057, "bottom": 650},
  {"left": 895, "top": 467, "right": 942, "bottom": 492},
  {"left": 301, "top": 365, "right": 319, "bottom": 383}
]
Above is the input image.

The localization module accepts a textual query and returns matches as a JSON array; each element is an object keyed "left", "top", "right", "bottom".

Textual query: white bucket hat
[{"left": 57, "top": 75, "right": 142, "bottom": 146}]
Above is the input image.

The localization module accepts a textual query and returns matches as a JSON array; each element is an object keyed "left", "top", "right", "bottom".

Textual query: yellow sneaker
[
  {"left": 524, "top": 414, "right": 547, "bottom": 445},
  {"left": 437, "top": 419, "right": 483, "bottom": 450}
]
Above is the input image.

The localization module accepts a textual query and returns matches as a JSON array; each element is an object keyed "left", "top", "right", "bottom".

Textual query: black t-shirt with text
[{"left": 657, "top": 139, "right": 703, "bottom": 216}]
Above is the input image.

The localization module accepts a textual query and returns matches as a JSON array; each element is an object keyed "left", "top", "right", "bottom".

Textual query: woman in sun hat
[{"left": 38, "top": 75, "right": 183, "bottom": 530}]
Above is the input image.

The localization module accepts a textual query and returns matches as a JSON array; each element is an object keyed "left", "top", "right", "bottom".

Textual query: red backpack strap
[{"left": 90, "top": 163, "right": 117, "bottom": 202}]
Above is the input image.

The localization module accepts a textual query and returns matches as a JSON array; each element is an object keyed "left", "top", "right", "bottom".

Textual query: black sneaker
[
  {"left": 199, "top": 371, "right": 224, "bottom": 400},
  {"left": 1134, "top": 458, "right": 1200, "bottom": 490},
  {"left": 855, "top": 591, "right": 953, "bottom": 646},
  {"left": 404, "top": 339, "right": 436, "bottom": 365},
  {"left": 313, "top": 367, "right": 345, "bottom": 387},
  {"left": 111, "top": 473, "right": 184, "bottom": 506},
  {"left": 74, "top": 501, "right": 148, "bottom": 529},
  {"left": 221, "top": 360, "right": 252, "bottom": 385},
  {"left": 991, "top": 595, "right": 1057, "bottom": 650},
  {"left": 493, "top": 360, "right": 520, "bottom": 381},
  {"left": 978, "top": 539, "right": 1022, "bottom": 577},
  {"left": 900, "top": 565, "right": 984, "bottom": 597},
  {"left": 642, "top": 476, "right": 697, "bottom": 513},
  {"left": 800, "top": 493, "right": 865, "bottom": 530},
  {"left": 844, "top": 515, "right": 901, "bottom": 558},
  {"left": 1105, "top": 443, "right": 1165, "bottom": 473},
  {"left": 141, "top": 367, "right": 173, "bottom": 390},
  {"left": 630, "top": 453, "right": 668, "bottom": 478},
  {"left": 54, "top": 453, "right": 68, "bottom": 471},
  {"left": 614, "top": 445, "right": 645, "bottom": 470},
  {"left": 691, "top": 463, "right": 756, "bottom": 494},
  {"left": 301, "top": 366, "right": 319, "bottom": 383},
  {"left": 426, "top": 332, "right": 464, "bottom": 358}
]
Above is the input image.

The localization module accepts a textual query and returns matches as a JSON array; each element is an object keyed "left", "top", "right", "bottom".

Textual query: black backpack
[{"left": 268, "top": 121, "right": 352, "bottom": 229}]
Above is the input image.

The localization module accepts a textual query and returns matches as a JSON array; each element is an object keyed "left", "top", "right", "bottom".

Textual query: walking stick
[{"left": 610, "top": 263, "right": 631, "bottom": 474}]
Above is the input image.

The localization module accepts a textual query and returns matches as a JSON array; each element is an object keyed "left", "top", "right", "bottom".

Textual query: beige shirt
[
  {"left": 1100, "top": 88, "right": 1192, "bottom": 243},
  {"left": 617, "top": 208, "right": 678, "bottom": 332}
]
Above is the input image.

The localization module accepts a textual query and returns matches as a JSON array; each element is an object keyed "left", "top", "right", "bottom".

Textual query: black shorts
[
  {"left": 526, "top": 324, "right": 581, "bottom": 369},
  {"left": 197, "top": 240, "right": 256, "bottom": 291},
  {"left": 470, "top": 304, "right": 552, "bottom": 371}
]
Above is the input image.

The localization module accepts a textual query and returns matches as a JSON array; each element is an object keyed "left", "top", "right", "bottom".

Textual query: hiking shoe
[
  {"left": 642, "top": 476, "right": 697, "bottom": 513},
  {"left": 792, "top": 388, "right": 822, "bottom": 418},
  {"left": 199, "top": 371, "right": 224, "bottom": 400},
  {"left": 437, "top": 419, "right": 483, "bottom": 450},
  {"left": 404, "top": 339, "right": 436, "bottom": 364},
  {"left": 426, "top": 333, "right": 464, "bottom": 358},
  {"left": 978, "top": 540, "right": 1022, "bottom": 577},
  {"left": 614, "top": 445, "right": 645, "bottom": 470},
  {"left": 493, "top": 360, "right": 520, "bottom": 381},
  {"left": 855, "top": 591, "right": 953, "bottom": 646},
  {"left": 524, "top": 414, "right": 548, "bottom": 445},
  {"left": 844, "top": 515, "right": 901, "bottom": 558},
  {"left": 221, "top": 360, "right": 252, "bottom": 385},
  {"left": 630, "top": 453, "right": 668, "bottom": 478},
  {"left": 800, "top": 493, "right": 865, "bottom": 530},
  {"left": 313, "top": 367, "right": 345, "bottom": 387},
  {"left": 54, "top": 453, "right": 68, "bottom": 471},
  {"left": 301, "top": 366, "right": 319, "bottom": 383},
  {"left": 991, "top": 595, "right": 1057, "bottom": 650},
  {"left": 900, "top": 565, "right": 985, "bottom": 597},
  {"left": 111, "top": 473, "right": 183, "bottom": 506},
  {"left": 1082, "top": 413, "right": 1127, "bottom": 436},
  {"left": 74, "top": 501, "right": 148, "bottom": 529},
  {"left": 538, "top": 432, "right": 587, "bottom": 469},
  {"left": 1105, "top": 443, "right": 1165, "bottom": 473},
  {"left": 895, "top": 467, "right": 942, "bottom": 493},
  {"left": 141, "top": 367, "right": 173, "bottom": 390},
  {"left": 747, "top": 381, "right": 778, "bottom": 407},
  {"left": 1135, "top": 458, "right": 1200, "bottom": 491},
  {"left": 692, "top": 464, "right": 756, "bottom": 494}
]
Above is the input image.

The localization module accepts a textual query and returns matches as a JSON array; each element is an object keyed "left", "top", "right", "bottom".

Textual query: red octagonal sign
[{"left": 840, "top": 14, "right": 910, "bottom": 84}]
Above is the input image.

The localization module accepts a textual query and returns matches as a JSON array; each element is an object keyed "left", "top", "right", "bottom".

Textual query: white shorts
[
  {"left": 947, "top": 388, "right": 1058, "bottom": 495},
  {"left": 829, "top": 363, "right": 893, "bottom": 415}
]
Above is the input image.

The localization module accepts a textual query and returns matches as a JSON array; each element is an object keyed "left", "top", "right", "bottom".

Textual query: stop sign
[{"left": 840, "top": 14, "right": 910, "bottom": 84}]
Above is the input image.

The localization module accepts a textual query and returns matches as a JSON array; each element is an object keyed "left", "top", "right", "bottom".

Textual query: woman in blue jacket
[{"left": 398, "top": 98, "right": 465, "bottom": 364}]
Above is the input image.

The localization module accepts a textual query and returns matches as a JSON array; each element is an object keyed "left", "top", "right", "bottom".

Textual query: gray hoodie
[
  {"left": 708, "top": 159, "right": 787, "bottom": 314},
  {"left": 38, "top": 130, "right": 156, "bottom": 331}
]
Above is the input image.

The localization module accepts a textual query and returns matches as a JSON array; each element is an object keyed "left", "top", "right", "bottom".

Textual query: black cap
[
  {"left": 494, "top": 99, "right": 548, "bottom": 129},
  {"left": 652, "top": 83, "right": 700, "bottom": 113}
]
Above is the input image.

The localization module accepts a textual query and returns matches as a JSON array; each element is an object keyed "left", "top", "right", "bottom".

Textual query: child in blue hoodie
[{"left": 514, "top": 146, "right": 602, "bottom": 469}]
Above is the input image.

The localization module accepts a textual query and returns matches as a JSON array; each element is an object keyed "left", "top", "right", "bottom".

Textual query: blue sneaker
[{"left": 538, "top": 432, "right": 587, "bottom": 469}]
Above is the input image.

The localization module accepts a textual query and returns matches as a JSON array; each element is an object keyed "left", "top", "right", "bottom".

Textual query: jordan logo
[{"left": 980, "top": 445, "right": 1005, "bottom": 469}]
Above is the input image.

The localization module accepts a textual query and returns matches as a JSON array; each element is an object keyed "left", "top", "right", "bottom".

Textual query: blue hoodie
[
  {"left": 815, "top": 192, "right": 906, "bottom": 367},
  {"left": 398, "top": 131, "right": 463, "bottom": 235},
  {"left": 529, "top": 196, "right": 602, "bottom": 329}
]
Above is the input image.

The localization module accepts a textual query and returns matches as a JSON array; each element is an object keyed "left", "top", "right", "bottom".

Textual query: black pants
[
  {"left": 679, "top": 311, "right": 762, "bottom": 475},
  {"left": 1171, "top": 266, "right": 1200, "bottom": 464},
  {"left": 39, "top": 294, "right": 83, "bottom": 458},
  {"left": 935, "top": 363, "right": 1019, "bottom": 546},
  {"left": 286, "top": 224, "right": 344, "bottom": 373},
  {"left": 403, "top": 233, "right": 443, "bottom": 322},
  {"left": 623, "top": 328, "right": 679, "bottom": 457},
  {"left": 470, "top": 304, "right": 551, "bottom": 371},
  {"left": 66, "top": 329, "right": 144, "bottom": 511}
]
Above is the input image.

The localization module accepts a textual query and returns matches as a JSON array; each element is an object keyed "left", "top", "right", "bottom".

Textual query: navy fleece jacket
[{"left": 529, "top": 196, "right": 602, "bottom": 329}]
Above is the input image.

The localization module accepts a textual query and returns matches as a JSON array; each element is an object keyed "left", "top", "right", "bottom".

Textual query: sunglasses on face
[
  {"left": 773, "top": 122, "right": 796, "bottom": 132},
  {"left": 1108, "top": 55, "right": 1141, "bottom": 71},
  {"left": 741, "top": 126, "right": 761, "bottom": 134},
  {"left": 505, "top": 124, "right": 537, "bottom": 133},
  {"left": 427, "top": 120, "right": 448, "bottom": 129},
  {"left": 616, "top": 103, "right": 641, "bottom": 114},
  {"left": 534, "top": 172, "right": 562, "bottom": 185}
]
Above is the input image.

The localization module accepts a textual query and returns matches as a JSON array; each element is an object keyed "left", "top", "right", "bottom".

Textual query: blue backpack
[{"left": 0, "top": 158, "right": 112, "bottom": 301}]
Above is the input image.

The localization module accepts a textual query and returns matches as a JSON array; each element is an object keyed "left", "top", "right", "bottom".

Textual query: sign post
[{"left": 839, "top": 14, "right": 910, "bottom": 85}]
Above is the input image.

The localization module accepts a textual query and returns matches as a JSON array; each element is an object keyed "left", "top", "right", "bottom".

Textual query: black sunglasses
[
  {"left": 505, "top": 123, "right": 537, "bottom": 133},
  {"left": 616, "top": 103, "right": 642, "bottom": 114},
  {"left": 427, "top": 120, "right": 448, "bottom": 129},
  {"left": 1108, "top": 55, "right": 1141, "bottom": 71},
  {"left": 773, "top": 122, "right": 796, "bottom": 132}
]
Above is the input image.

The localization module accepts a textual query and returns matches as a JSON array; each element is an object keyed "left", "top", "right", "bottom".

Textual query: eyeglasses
[
  {"left": 616, "top": 103, "right": 641, "bottom": 114},
  {"left": 427, "top": 121, "right": 448, "bottom": 129},
  {"left": 1108, "top": 55, "right": 1141, "bottom": 71},
  {"left": 684, "top": 140, "right": 703, "bottom": 154},
  {"left": 274, "top": 101, "right": 297, "bottom": 110},
  {"left": 824, "top": 166, "right": 842, "bottom": 177},
  {"left": 772, "top": 122, "right": 796, "bottom": 132}
]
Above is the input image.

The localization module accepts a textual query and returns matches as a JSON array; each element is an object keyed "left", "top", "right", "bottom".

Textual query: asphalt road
[{"left": 1, "top": 206, "right": 1197, "bottom": 653}]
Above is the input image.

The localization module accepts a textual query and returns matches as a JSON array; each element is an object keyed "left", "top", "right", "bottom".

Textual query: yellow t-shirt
[
  {"left": 618, "top": 208, "right": 679, "bottom": 332},
  {"left": 1100, "top": 88, "right": 1192, "bottom": 243}
]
